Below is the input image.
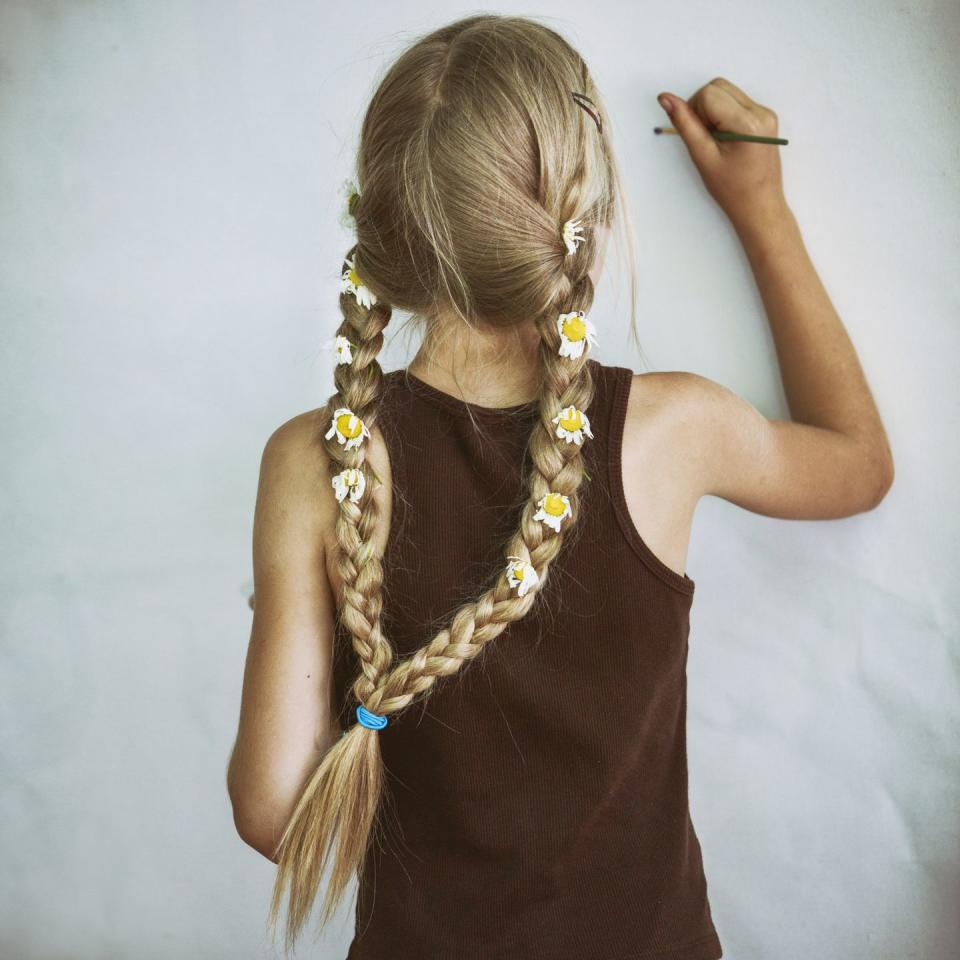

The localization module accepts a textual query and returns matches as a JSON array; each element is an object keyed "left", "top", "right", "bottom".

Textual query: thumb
[{"left": 658, "top": 92, "right": 716, "bottom": 164}]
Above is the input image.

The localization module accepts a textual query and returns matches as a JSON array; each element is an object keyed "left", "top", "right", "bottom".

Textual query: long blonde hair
[{"left": 268, "top": 14, "right": 638, "bottom": 950}]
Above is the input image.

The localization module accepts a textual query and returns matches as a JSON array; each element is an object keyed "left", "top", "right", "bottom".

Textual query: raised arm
[
  {"left": 226, "top": 413, "right": 339, "bottom": 860},
  {"left": 655, "top": 78, "right": 893, "bottom": 518}
]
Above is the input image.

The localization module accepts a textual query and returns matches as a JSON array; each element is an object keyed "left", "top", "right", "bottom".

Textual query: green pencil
[{"left": 653, "top": 126, "right": 788, "bottom": 145}]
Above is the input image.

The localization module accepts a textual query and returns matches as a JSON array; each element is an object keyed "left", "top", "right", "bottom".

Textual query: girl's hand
[{"left": 657, "top": 77, "right": 787, "bottom": 230}]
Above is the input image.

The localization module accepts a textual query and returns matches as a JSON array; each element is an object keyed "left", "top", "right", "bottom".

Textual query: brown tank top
[{"left": 332, "top": 358, "right": 722, "bottom": 960}]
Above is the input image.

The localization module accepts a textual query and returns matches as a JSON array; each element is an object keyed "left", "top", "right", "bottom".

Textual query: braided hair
[{"left": 267, "top": 14, "right": 633, "bottom": 951}]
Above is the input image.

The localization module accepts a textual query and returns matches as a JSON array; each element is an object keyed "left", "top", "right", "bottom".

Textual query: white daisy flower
[
  {"left": 556, "top": 311, "right": 598, "bottom": 359},
  {"left": 322, "top": 334, "right": 355, "bottom": 365},
  {"left": 533, "top": 492, "right": 572, "bottom": 533},
  {"left": 505, "top": 555, "right": 540, "bottom": 597},
  {"left": 562, "top": 218, "right": 586, "bottom": 256},
  {"left": 552, "top": 405, "right": 594, "bottom": 446},
  {"left": 340, "top": 257, "right": 377, "bottom": 309},
  {"left": 325, "top": 406, "right": 371, "bottom": 451},
  {"left": 338, "top": 179, "right": 360, "bottom": 230},
  {"left": 331, "top": 467, "right": 366, "bottom": 503}
]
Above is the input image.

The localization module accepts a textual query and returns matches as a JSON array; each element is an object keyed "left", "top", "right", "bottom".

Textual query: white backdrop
[{"left": 2, "top": 2, "right": 958, "bottom": 958}]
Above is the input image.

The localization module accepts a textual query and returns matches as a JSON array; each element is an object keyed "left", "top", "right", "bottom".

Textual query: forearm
[
  {"left": 734, "top": 202, "right": 892, "bottom": 466},
  {"left": 227, "top": 633, "right": 338, "bottom": 859}
]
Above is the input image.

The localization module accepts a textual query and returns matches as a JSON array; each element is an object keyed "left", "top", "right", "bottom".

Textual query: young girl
[{"left": 226, "top": 14, "right": 893, "bottom": 959}]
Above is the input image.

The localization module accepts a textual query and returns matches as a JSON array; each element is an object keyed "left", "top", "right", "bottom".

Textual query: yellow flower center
[
  {"left": 512, "top": 564, "right": 525, "bottom": 580},
  {"left": 561, "top": 315, "right": 587, "bottom": 341},
  {"left": 558, "top": 408, "right": 584, "bottom": 432},
  {"left": 543, "top": 493, "right": 567, "bottom": 516},
  {"left": 348, "top": 268, "right": 362, "bottom": 288},
  {"left": 336, "top": 412, "right": 365, "bottom": 439}
]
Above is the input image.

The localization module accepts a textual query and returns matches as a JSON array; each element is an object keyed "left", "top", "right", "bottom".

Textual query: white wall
[{"left": 2, "top": 1, "right": 957, "bottom": 957}]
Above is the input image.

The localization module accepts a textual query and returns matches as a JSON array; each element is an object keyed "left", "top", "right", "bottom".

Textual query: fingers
[
  {"left": 688, "top": 81, "right": 748, "bottom": 132},
  {"left": 707, "top": 77, "right": 754, "bottom": 110},
  {"left": 658, "top": 91, "right": 719, "bottom": 166},
  {"left": 708, "top": 77, "right": 777, "bottom": 123},
  {"left": 690, "top": 77, "right": 777, "bottom": 135}
]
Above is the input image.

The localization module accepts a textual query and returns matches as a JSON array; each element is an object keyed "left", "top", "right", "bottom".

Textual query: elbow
[
  {"left": 226, "top": 764, "right": 284, "bottom": 863},
  {"left": 229, "top": 793, "right": 283, "bottom": 863},
  {"left": 225, "top": 731, "right": 338, "bottom": 863},
  {"left": 233, "top": 811, "right": 282, "bottom": 863},
  {"left": 861, "top": 444, "right": 895, "bottom": 512}
]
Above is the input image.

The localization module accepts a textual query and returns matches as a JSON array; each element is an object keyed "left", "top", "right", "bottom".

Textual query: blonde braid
[
  {"left": 326, "top": 244, "right": 394, "bottom": 700},
  {"left": 267, "top": 244, "right": 398, "bottom": 950}
]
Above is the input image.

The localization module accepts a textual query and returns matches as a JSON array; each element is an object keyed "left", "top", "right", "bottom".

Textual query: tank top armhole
[{"left": 607, "top": 366, "right": 697, "bottom": 597}]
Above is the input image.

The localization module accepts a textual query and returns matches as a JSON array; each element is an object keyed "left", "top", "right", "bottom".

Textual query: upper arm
[
  {"left": 667, "top": 372, "right": 894, "bottom": 519},
  {"left": 227, "top": 411, "right": 338, "bottom": 856}
]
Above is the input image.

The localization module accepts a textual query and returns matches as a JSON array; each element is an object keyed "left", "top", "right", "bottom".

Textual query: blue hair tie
[{"left": 356, "top": 704, "right": 388, "bottom": 730}]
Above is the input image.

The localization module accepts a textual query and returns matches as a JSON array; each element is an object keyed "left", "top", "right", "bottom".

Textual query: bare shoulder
[
  {"left": 625, "top": 369, "right": 893, "bottom": 519},
  {"left": 256, "top": 407, "right": 393, "bottom": 564},
  {"left": 626, "top": 369, "right": 743, "bottom": 422},
  {"left": 623, "top": 371, "right": 681, "bottom": 412},
  {"left": 262, "top": 408, "right": 329, "bottom": 468},
  {"left": 258, "top": 408, "right": 334, "bottom": 529},
  {"left": 620, "top": 371, "right": 711, "bottom": 512},
  {"left": 624, "top": 367, "right": 760, "bottom": 494},
  {"left": 626, "top": 368, "right": 760, "bottom": 451}
]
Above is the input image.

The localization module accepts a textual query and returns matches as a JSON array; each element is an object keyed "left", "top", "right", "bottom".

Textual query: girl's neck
[{"left": 406, "top": 316, "right": 543, "bottom": 408}]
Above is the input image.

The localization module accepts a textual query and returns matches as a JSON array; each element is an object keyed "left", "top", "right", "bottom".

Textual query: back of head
[
  {"left": 267, "top": 15, "right": 629, "bottom": 951},
  {"left": 354, "top": 13, "right": 618, "bottom": 326}
]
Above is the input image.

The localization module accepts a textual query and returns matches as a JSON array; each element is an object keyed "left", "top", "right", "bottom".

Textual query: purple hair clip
[{"left": 571, "top": 92, "right": 602, "bottom": 134}]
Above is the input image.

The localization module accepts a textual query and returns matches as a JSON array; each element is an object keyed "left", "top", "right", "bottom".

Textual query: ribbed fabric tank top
[{"left": 331, "top": 358, "right": 722, "bottom": 960}]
